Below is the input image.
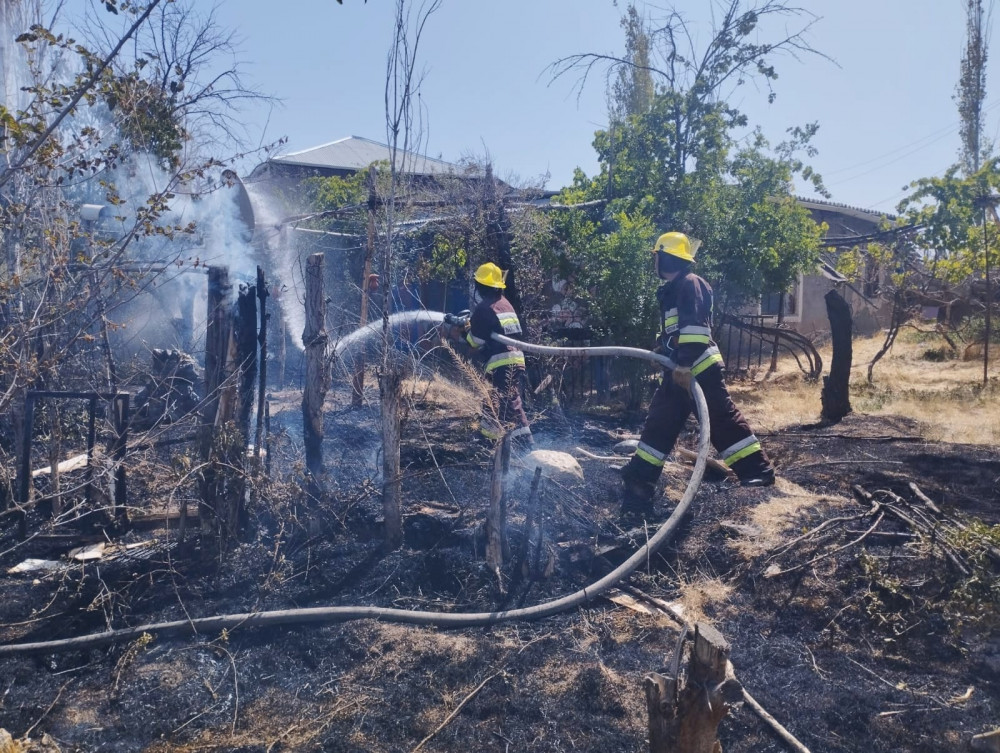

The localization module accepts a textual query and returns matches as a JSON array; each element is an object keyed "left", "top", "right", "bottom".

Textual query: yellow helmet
[
  {"left": 474, "top": 262, "right": 507, "bottom": 289},
  {"left": 651, "top": 232, "right": 698, "bottom": 262}
]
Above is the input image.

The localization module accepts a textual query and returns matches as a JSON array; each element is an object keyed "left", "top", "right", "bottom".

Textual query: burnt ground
[{"left": 1, "top": 381, "right": 999, "bottom": 753}]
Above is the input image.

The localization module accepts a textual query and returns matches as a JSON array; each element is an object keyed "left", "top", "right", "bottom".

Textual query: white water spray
[
  {"left": 333, "top": 310, "right": 446, "bottom": 358},
  {"left": 242, "top": 181, "right": 307, "bottom": 349}
]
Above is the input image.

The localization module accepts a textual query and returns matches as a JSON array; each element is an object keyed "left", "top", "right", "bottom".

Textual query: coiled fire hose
[{"left": 0, "top": 328, "right": 710, "bottom": 655}]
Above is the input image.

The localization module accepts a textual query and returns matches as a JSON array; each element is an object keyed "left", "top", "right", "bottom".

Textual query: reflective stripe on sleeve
[
  {"left": 678, "top": 325, "right": 712, "bottom": 345},
  {"left": 497, "top": 313, "right": 522, "bottom": 335},
  {"left": 721, "top": 435, "right": 762, "bottom": 466},
  {"left": 634, "top": 441, "right": 666, "bottom": 468},
  {"left": 677, "top": 334, "right": 712, "bottom": 344},
  {"left": 690, "top": 346, "right": 724, "bottom": 376},
  {"left": 663, "top": 308, "right": 679, "bottom": 332},
  {"left": 485, "top": 350, "right": 526, "bottom": 373},
  {"left": 467, "top": 332, "right": 485, "bottom": 349}
]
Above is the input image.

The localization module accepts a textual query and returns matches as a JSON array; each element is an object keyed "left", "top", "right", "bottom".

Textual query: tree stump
[
  {"left": 821, "top": 288, "right": 852, "bottom": 423},
  {"left": 645, "top": 623, "right": 743, "bottom": 753}
]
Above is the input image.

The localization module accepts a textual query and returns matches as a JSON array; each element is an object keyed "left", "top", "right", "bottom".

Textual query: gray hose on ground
[{"left": 0, "top": 340, "right": 709, "bottom": 656}]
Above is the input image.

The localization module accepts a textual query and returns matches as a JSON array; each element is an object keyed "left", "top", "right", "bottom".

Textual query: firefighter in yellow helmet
[
  {"left": 446, "top": 262, "right": 532, "bottom": 445},
  {"left": 620, "top": 232, "right": 774, "bottom": 521}
]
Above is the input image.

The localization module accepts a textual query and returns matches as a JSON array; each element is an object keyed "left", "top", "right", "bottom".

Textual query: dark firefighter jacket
[
  {"left": 466, "top": 295, "right": 526, "bottom": 375},
  {"left": 657, "top": 271, "right": 724, "bottom": 376}
]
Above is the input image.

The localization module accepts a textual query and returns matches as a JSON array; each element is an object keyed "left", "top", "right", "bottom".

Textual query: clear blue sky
[{"left": 213, "top": 0, "right": 997, "bottom": 213}]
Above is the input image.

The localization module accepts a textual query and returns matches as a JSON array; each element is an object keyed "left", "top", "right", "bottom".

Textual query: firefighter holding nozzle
[{"left": 444, "top": 263, "right": 533, "bottom": 448}]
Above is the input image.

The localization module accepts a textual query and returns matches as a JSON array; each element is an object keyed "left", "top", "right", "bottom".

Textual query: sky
[{"left": 208, "top": 0, "right": 998, "bottom": 214}]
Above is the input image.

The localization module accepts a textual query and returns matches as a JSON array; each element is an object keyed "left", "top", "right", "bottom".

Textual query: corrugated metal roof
[
  {"left": 272, "top": 136, "right": 466, "bottom": 176},
  {"left": 796, "top": 196, "right": 897, "bottom": 223}
]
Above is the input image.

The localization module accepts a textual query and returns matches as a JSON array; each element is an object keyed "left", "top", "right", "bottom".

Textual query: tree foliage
[
  {"left": 956, "top": 0, "right": 991, "bottom": 175},
  {"left": 549, "top": 1, "right": 827, "bottom": 341}
]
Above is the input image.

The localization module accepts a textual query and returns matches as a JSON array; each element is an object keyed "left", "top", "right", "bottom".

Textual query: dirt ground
[{"left": 1, "top": 369, "right": 999, "bottom": 752}]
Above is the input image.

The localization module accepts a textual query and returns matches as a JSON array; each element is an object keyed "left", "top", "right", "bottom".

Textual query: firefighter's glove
[{"left": 671, "top": 366, "right": 693, "bottom": 392}]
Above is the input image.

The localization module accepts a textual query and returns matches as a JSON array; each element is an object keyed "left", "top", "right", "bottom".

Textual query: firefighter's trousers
[
  {"left": 623, "top": 364, "right": 770, "bottom": 491},
  {"left": 480, "top": 365, "right": 532, "bottom": 444}
]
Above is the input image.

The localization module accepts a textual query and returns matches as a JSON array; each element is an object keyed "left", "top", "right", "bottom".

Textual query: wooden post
[
  {"left": 486, "top": 435, "right": 509, "bottom": 572},
  {"left": 821, "top": 288, "right": 853, "bottom": 423},
  {"left": 199, "top": 266, "right": 233, "bottom": 531},
  {"left": 254, "top": 266, "right": 269, "bottom": 472},
  {"left": 84, "top": 396, "right": 97, "bottom": 510},
  {"left": 15, "top": 393, "right": 35, "bottom": 539},
  {"left": 353, "top": 165, "right": 378, "bottom": 405},
  {"left": 302, "top": 253, "right": 329, "bottom": 483},
  {"left": 264, "top": 400, "right": 272, "bottom": 478},
  {"left": 110, "top": 393, "right": 130, "bottom": 528},
  {"left": 513, "top": 466, "right": 543, "bottom": 578},
  {"left": 236, "top": 282, "right": 258, "bottom": 443},
  {"left": 380, "top": 369, "right": 403, "bottom": 549},
  {"left": 645, "top": 623, "right": 743, "bottom": 753},
  {"left": 48, "top": 401, "right": 62, "bottom": 518}
]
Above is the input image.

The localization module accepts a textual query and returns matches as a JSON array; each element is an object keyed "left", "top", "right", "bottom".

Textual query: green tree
[{"left": 550, "top": 2, "right": 828, "bottom": 333}]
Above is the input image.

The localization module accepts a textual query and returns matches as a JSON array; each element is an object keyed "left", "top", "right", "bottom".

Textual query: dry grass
[
  {"left": 729, "top": 330, "right": 1000, "bottom": 445},
  {"left": 727, "top": 478, "right": 852, "bottom": 560},
  {"left": 675, "top": 576, "right": 734, "bottom": 625},
  {"left": 405, "top": 374, "right": 481, "bottom": 418}
]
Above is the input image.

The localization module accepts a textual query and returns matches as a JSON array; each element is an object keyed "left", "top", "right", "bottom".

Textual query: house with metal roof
[
  {"left": 247, "top": 135, "right": 480, "bottom": 186},
  {"left": 756, "top": 198, "right": 895, "bottom": 338}
]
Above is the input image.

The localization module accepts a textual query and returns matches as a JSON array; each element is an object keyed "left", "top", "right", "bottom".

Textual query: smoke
[
  {"left": 241, "top": 181, "right": 311, "bottom": 349},
  {"left": 0, "top": 0, "right": 42, "bottom": 114}
]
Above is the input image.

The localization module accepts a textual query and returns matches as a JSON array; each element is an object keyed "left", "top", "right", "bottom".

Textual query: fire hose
[{"left": 0, "top": 330, "right": 710, "bottom": 656}]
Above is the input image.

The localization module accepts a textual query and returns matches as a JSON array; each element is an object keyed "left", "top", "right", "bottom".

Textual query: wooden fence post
[
  {"left": 380, "top": 368, "right": 403, "bottom": 549},
  {"left": 353, "top": 165, "right": 378, "bottom": 405},
  {"left": 199, "top": 266, "right": 233, "bottom": 536},
  {"left": 110, "top": 393, "right": 130, "bottom": 528},
  {"left": 236, "top": 281, "right": 258, "bottom": 442},
  {"left": 302, "top": 253, "right": 329, "bottom": 485},
  {"left": 253, "top": 266, "right": 269, "bottom": 473},
  {"left": 486, "top": 435, "right": 510, "bottom": 574}
]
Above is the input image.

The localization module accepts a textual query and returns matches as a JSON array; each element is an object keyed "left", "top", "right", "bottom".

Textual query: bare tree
[{"left": 378, "top": 0, "right": 441, "bottom": 550}]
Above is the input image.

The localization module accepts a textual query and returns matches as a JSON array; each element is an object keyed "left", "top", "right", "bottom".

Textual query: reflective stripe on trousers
[
  {"left": 720, "top": 435, "right": 762, "bottom": 466},
  {"left": 485, "top": 350, "right": 526, "bottom": 373},
  {"left": 633, "top": 441, "right": 666, "bottom": 468},
  {"left": 691, "top": 346, "right": 724, "bottom": 376}
]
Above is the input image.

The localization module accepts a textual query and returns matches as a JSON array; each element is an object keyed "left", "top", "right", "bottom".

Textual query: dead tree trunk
[
  {"left": 380, "top": 369, "right": 403, "bottom": 550},
  {"left": 302, "top": 253, "right": 329, "bottom": 486},
  {"left": 821, "top": 288, "right": 853, "bottom": 423},
  {"left": 645, "top": 623, "right": 743, "bottom": 753},
  {"left": 353, "top": 165, "right": 378, "bottom": 405}
]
